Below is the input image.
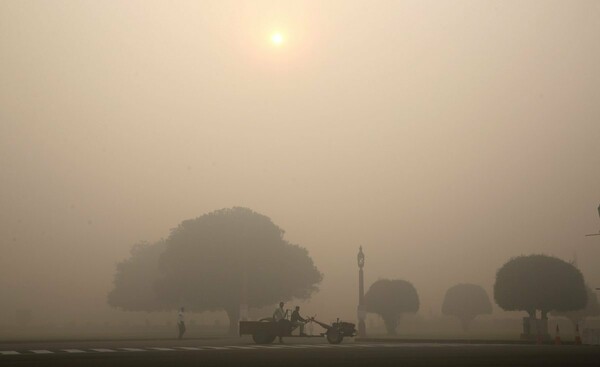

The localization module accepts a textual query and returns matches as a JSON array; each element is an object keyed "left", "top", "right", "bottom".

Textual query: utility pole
[{"left": 357, "top": 246, "right": 366, "bottom": 338}]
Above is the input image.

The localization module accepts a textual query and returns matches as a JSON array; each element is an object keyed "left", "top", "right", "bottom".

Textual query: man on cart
[{"left": 291, "top": 306, "right": 309, "bottom": 336}]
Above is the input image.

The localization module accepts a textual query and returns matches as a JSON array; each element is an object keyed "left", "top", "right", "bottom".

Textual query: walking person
[
  {"left": 272, "top": 302, "right": 286, "bottom": 343},
  {"left": 177, "top": 307, "right": 186, "bottom": 340}
]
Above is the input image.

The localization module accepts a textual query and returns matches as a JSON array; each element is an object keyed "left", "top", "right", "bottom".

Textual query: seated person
[{"left": 291, "top": 306, "right": 308, "bottom": 336}]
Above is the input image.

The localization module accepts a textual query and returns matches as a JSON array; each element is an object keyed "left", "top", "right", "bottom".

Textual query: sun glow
[{"left": 271, "top": 32, "right": 284, "bottom": 46}]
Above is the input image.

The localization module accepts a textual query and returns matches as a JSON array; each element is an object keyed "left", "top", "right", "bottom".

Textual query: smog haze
[{"left": 1, "top": 0, "right": 599, "bottom": 332}]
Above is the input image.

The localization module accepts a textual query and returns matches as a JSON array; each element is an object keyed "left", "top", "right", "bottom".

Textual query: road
[{"left": 1, "top": 337, "right": 599, "bottom": 366}]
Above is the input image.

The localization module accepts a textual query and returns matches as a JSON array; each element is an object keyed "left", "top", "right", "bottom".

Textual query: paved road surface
[{"left": 1, "top": 337, "right": 599, "bottom": 366}]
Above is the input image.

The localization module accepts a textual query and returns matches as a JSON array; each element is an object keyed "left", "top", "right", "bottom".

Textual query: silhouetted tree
[
  {"left": 552, "top": 286, "right": 600, "bottom": 328},
  {"left": 108, "top": 240, "right": 171, "bottom": 311},
  {"left": 442, "top": 283, "right": 492, "bottom": 331},
  {"left": 155, "top": 207, "right": 323, "bottom": 335},
  {"left": 364, "top": 279, "right": 419, "bottom": 335},
  {"left": 494, "top": 255, "right": 586, "bottom": 320}
]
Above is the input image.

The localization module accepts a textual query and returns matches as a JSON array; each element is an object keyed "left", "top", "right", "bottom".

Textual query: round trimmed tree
[
  {"left": 364, "top": 279, "right": 419, "bottom": 335},
  {"left": 494, "top": 255, "right": 586, "bottom": 320},
  {"left": 442, "top": 283, "right": 492, "bottom": 331},
  {"left": 155, "top": 207, "right": 323, "bottom": 335}
]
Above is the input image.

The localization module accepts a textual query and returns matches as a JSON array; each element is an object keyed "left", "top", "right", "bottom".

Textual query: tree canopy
[
  {"left": 108, "top": 240, "right": 171, "bottom": 312},
  {"left": 552, "top": 285, "right": 600, "bottom": 327},
  {"left": 154, "top": 207, "right": 323, "bottom": 334},
  {"left": 364, "top": 279, "right": 419, "bottom": 335},
  {"left": 442, "top": 283, "right": 492, "bottom": 331},
  {"left": 494, "top": 254, "right": 586, "bottom": 319}
]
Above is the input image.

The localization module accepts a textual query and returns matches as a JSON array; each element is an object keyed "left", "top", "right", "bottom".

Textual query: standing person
[
  {"left": 177, "top": 307, "right": 186, "bottom": 340},
  {"left": 272, "top": 302, "right": 286, "bottom": 343},
  {"left": 291, "top": 306, "right": 308, "bottom": 336},
  {"left": 272, "top": 302, "right": 285, "bottom": 322}
]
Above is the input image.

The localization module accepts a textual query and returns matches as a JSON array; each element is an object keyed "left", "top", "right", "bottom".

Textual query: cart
[{"left": 239, "top": 316, "right": 356, "bottom": 344}]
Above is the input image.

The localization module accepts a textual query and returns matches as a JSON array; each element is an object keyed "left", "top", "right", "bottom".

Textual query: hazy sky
[{"left": 1, "top": 0, "right": 599, "bottom": 324}]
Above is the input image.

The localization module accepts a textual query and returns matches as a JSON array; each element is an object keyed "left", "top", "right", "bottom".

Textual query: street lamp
[{"left": 357, "top": 246, "right": 366, "bottom": 338}]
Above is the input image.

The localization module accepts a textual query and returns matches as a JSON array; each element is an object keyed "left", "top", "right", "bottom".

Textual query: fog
[{"left": 1, "top": 0, "right": 599, "bottom": 336}]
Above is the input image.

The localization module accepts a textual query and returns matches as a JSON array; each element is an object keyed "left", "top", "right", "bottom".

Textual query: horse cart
[{"left": 239, "top": 316, "right": 356, "bottom": 344}]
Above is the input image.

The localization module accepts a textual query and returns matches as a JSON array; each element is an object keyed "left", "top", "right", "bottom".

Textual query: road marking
[
  {"left": 278, "top": 345, "right": 312, "bottom": 348},
  {"left": 0, "top": 342, "right": 530, "bottom": 357},
  {"left": 305, "top": 344, "right": 334, "bottom": 348}
]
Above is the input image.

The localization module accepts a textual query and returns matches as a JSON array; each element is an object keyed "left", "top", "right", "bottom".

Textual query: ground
[{"left": 1, "top": 337, "right": 599, "bottom": 366}]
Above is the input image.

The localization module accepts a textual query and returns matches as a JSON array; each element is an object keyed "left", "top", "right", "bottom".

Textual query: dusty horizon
[{"left": 1, "top": 0, "right": 599, "bottom": 329}]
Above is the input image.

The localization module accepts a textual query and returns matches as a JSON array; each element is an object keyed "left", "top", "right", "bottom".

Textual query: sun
[{"left": 270, "top": 32, "right": 284, "bottom": 46}]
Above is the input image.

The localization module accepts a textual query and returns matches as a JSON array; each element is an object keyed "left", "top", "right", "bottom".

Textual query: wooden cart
[{"left": 239, "top": 317, "right": 356, "bottom": 344}]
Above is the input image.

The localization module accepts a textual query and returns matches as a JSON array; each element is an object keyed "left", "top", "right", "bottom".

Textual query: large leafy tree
[
  {"left": 155, "top": 207, "right": 323, "bottom": 334},
  {"left": 552, "top": 286, "right": 600, "bottom": 328},
  {"left": 108, "top": 240, "right": 171, "bottom": 311},
  {"left": 494, "top": 255, "right": 586, "bottom": 320},
  {"left": 364, "top": 279, "right": 419, "bottom": 335},
  {"left": 442, "top": 283, "right": 492, "bottom": 331}
]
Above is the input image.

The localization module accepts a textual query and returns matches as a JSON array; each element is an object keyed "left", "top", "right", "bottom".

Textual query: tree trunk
[
  {"left": 225, "top": 307, "right": 240, "bottom": 336},
  {"left": 382, "top": 314, "right": 398, "bottom": 335}
]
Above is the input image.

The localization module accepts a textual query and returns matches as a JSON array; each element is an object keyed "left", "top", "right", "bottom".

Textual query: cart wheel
[
  {"left": 326, "top": 330, "right": 344, "bottom": 344},
  {"left": 252, "top": 331, "right": 276, "bottom": 344}
]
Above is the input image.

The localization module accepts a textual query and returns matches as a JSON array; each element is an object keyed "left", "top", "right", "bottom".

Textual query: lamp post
[
  {"left": 240, "top": 270, "right": 248, "bottom": 321},
  {"left": 357, "top": 246, "right": 366, "bottom": 338}
]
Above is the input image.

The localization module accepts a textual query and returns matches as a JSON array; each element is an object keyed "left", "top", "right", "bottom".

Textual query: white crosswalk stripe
[{"left": 0, "top": 343, "right": 424, "bottom": 356}]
